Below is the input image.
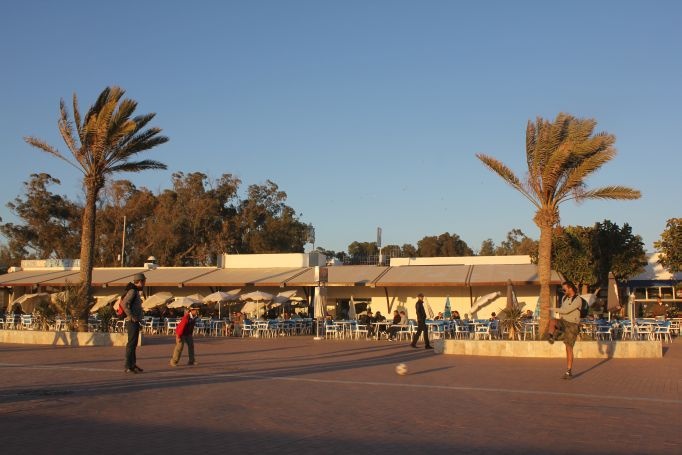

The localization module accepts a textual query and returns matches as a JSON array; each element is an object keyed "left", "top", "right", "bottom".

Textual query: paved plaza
[{"left": 1, "top": 335, "right": 680, "bottom": 454}]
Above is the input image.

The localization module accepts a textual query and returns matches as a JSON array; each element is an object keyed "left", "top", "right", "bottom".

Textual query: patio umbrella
[
  {"left": 203, "top": 289, "right": 241, "bottom": 318},
  {"left": 141, "top": 292, "right": 174, "bottom": 311},
  {"left": 506, "top": 279, "right": 519, "bottom": 310},
  {"left": 90, "top": 294, "right": 119, "bottom": 313},
  {"left": 470, "top": 291, "right": 502, "bottom": 317},
  {"left": 313, "top": 286, "right": 326, "bottom": 339},
  {"left": 240, "top": 290, "right": 274, "bottom": 318},
  {"left": 348, "top": 295, "right": 358, "bottom": 320},
  {"left": 168, "top": 295, "right": 203, "bottom": 309},
  {"left": 10, "top": 293, "right": 50, "bottom": 314},
  {"left": 443, "top": 296, "right": 452, "bottom": 320},
  {"left": 424, "top": 297, "right": 434, "bottom": 319},
  {"left": 607, "top": 272, "right": 620, "bottom": 315}
]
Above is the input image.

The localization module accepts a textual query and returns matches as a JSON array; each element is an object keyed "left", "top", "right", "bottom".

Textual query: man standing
[
  {"left": 121, "top": 273, "right": 146, "bottom": 374},
  {"left": 546, "top": 281, "right": 582, "bottom": 379},
  {"left": 411, "top": 293, "right": 433, "bottom": 349},
  {"left": 170, "top": 303, "right": 200, "bottom": 367}
]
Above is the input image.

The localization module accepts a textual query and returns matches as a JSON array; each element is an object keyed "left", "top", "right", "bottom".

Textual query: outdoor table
[
  {"left": 371, "top": 321, "right": 391, "bottom": 339},
  {"left": 334, "top": 320, "right": 355, "bottom": 339}
]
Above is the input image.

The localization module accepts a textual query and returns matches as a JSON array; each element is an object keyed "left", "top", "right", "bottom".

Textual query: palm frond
[
  {"left": 477, "top": 153, "right": 540, "bottom": 208},
  {"left": 24, "top": 136, "right": 80, "bottom": 171},
  {"left": 571, "top": 186, "right": 641, "bottom": 202},
  {"left": 108, "top": 159, "right": 168, "bottom": 174},
  {"left": 58, "top": 99, "right": 78, "bottom": 155}
]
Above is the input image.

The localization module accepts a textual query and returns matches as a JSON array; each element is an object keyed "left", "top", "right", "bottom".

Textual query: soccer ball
[{"left": 395, "top": 363, "right": 408, "bottom": 375}]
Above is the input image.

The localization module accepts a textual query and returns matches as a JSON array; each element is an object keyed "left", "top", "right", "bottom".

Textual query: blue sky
[{"left": 1, "top": 0, "right": 680, "bottom": 254}]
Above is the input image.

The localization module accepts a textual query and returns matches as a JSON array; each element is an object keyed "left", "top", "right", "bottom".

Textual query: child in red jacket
[{"left": 170, "top": 303, "right": 200, "bottom": 366}]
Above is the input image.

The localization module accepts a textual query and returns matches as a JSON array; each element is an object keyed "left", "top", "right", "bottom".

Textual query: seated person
[
  {"left": 387, "top": 310, "right": 407, "bottom": 341},
  {"left": 521, "top": 309, "right": 533, "bottom": 320},
  {"left": 434, "top": 312, "right": 443, "bottom": 320},
  {"left": 489, "top": 312, "right": 498, "bottom": 321},
  {"left": 451, "top": 310, "right": 461, "bottom": 320},
  {"left": 650, "top": 296, "right": 667, "bottom": 319},
  {"left": 359, "top": 310, "right": 375, "bottom": 336}
]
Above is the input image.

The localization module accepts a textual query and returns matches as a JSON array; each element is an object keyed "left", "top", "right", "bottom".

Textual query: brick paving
[{"left": 0, "top": 335, "right": 680, "bottom": 454}]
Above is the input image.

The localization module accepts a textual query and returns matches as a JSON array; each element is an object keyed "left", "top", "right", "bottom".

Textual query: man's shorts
[{"left": 556, "top": 320, "right": 579, "bottom": 347}]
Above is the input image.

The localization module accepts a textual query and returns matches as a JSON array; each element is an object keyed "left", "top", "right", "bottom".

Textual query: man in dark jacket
[
  {"left": 411, "top": 293, "right": 433, "bottom": 349},
  {"left": 170, "top": 303, "right": 200, "bottom": 366},
  {"left": 121, "top": 273, "right": 146, "bottom": 373}
]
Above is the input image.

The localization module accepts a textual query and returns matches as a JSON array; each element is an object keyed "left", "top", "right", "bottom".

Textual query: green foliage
[
  {"left": 1, "top": 173, "right": 81, "bottom": 259},
  {"left": 498, "top": 305, "right": 524, "bottom": 340},
  {"left": 97, "top": 305, "right": 115, "bottom": 333},
  {"left": 655, "top": 218, "right": 682, "bottom": 274},
  {"left": 417, "top": 232, "right": 473, "bottom": 257},
  {"left": 552, "top": 220, "right": 646, "bottom": 289}
]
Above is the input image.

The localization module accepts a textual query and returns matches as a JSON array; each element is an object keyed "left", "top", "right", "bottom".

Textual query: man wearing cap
[
  {"left": 170, "top": 302, "right": 200, "bottom": 367},
  {"left": 121, "top": 273, "right": 146, "bottom": 373}
]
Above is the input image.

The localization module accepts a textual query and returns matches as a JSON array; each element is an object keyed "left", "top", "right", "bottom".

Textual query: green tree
[
  {"left": 417, "top": 232, "right": 473, "bottom": 257},
  {"left": 479, "top": 239, "right": 496, "bottom": 256},
  {"left": 552, "top": 221, "right": 646, "bottom": 292},
  {"left": 24, "top": 86, "right": 168, "bottom": 331},
  {"left": 401, "top": 243, "right": 417, "bottom": 257},
  {"left": 1, "top": 173, "right": 80, "bottom": 260},
  {"left": 495, "top": 229, "right": 538, "bottom": 256},
  {"left": 655, "top": 218, "right": 682, "bottom": 274},
  {"left": 477, "top": 113, "right": 640, "bottom": 336}
]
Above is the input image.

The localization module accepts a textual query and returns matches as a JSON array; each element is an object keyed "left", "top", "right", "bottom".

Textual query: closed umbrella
[
  {"left": 506, "top": 279, "right": 519, "bottom": 310},
  {"left": 424, "top": 297, "right": 434, "bottom": 319},
  {"left": 313, "top": 286, "right": 326, "bottom": 340},
  {"left": 348, "top": 295, "right": 358, "bottom": 320},
  {"left": 607, "top": 272, "right": 620, "bottom": 318},
  {"left": 443, "top": 296, "right": 452, "bottom": 320}
]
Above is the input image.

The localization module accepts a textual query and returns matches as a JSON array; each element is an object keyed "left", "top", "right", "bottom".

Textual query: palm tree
[
  {"left": 477, "top": 113, "right": 640, "bottom": 336},
  {"left": 25, "top": 86, "right": 168, "bottom": 331}
]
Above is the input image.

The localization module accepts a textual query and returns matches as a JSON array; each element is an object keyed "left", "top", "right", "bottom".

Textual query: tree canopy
[{"left": 655, "top": 218, "right": 682, "bottom": 274}]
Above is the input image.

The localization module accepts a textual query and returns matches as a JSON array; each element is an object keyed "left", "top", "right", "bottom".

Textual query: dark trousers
[
  {"left": 125, "top": 320, "right": 141, "bottom": 369},
  {"left": 411, "top": 321, "right": 431, "bottom": 347}
]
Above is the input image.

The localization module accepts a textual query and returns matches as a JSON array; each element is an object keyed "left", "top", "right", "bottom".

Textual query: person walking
[
  {"left": 546, "top": 281, "right": 582, "bottom": 379},
  {"left": 121, "top": 273, "right": 146, "bottom": 374},
  {"left": 411, "top": 293, "right": 433, "bottom": 349},
  {"left": 170, "top": 303, "right": 200, "bottom": 367}
]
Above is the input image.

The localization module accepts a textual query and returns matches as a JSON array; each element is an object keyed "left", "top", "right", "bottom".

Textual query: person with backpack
[
  {"left": 121, "top": 273, "right": 146, "bottom": 374},
  {"left": 546, "top": 281, "right": 582, "bottom": 380},
  {"left": 170, "top": 302, "right": 200, "bottom": 367}
]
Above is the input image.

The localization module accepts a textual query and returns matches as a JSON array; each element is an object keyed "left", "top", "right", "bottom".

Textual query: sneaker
[
  {"left": 547, "top": 334, "right": 555, "bottom": 345},
  {"left": 425, "top": 345, "right": 434, "bottom": 350},
  {"left": 169, "top": 362, "right": 178, "bottom": 367},
  {"left": 187, "top": 361, "right": 197, "bottom": 366},
  {"left": 562, "top": 370, "right": 573, "bottom": 380},
  {"left": 133, "top": 365, "right": 144, "bottom": 373},
  {"left": 124, "top": 368, "right": 137, "bottom": 374}
]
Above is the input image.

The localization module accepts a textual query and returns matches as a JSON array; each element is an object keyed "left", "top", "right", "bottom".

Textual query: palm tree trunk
[
  {"left": 537, "top": 221, "right": 553, "bottom": 338},
  {"left": 76, "top": 184, "right": 98, "bottom": 332}
]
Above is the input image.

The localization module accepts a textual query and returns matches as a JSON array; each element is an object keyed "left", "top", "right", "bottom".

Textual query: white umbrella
[
  {"left": 90, "top": 294, "right": 119, "bottom": 313},
  {"left": 168, "top": 295, "right": 203, "bottom": 309},
  {"left": 424, "top": 297, "right": 434, "bottom": 319},
  {"left": 348, "top": 295, "right": 358, "bottom": 320},
  {"left": 313, "top": 286, "right": 326, "bottom": 339},
  {"left": 273, "top": 290, "right": 298, "bottom": 303},
  {"left": 203, "top": 289, "right": 241, "bottom": 318},
  {"left": 141, "top": 292, "right": 174, "bottom": 311},
  {"left": 470, "top": 291, "right": 502, "bottom": 317},
  {"left": 10, "top": 293, "right": 50, "bottom": 313},
  {"left": 240, "top": 291, "right": 274, "bottom": 319}
]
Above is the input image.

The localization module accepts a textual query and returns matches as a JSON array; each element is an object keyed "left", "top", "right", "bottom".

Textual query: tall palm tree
[
  {"left": 25, "top": 86, "right": 168, "bottom": 331},
  {"left": 477, "top": 113, "right": 640, "bottom": 336}
]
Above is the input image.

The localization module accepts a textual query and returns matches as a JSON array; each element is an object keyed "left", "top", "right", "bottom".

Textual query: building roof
[{"left": 0, "top": 262, "right": 562, "bottom": 289}]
